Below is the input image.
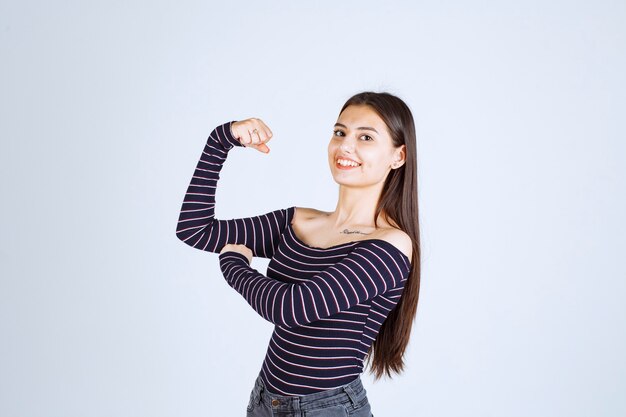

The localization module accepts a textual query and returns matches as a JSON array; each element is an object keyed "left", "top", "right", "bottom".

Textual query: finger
[
  {"left": 260, "top": 128, "right": 272, "bottom": 144},
  {"left": 263, "top": 129, "right": 272, "bottom": 142},
  {"left": 255, "top": 142, "right": 270, "bottom": 153},
  {"left": 255, "top": 128, "right": 266, "bottom": 144},
  {"left": 251, "top": 129, "right": 262, "bottom": 144},
  {"left": 248, "top": 129, "right": 259, "bottom": 145},
  {"left": 253, "top": 124, "right": 271, "bottom": 145},
  {"left": 243, "top": 130, "right": 253, "bottom": 145},
  {"left": 250, "top": 120, "right": 266, "bottom": 141},
  {"left": 258, "top": 120, "right": 273, "bottom": 139}
]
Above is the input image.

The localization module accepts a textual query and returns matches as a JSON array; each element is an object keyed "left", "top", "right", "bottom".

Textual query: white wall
[{"left": 1, "top": 1, "right": 624, "bottom": 416}]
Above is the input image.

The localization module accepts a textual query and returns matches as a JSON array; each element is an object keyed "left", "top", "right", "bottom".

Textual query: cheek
[
  {"left": 361, "top": 156, "right": 390, "bottom": 173},
  {"left": 327, "top": 142, "right": 339, "bottom": 158}
]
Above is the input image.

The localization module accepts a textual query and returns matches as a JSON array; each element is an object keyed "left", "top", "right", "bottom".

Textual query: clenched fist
[{"left": 230, "top": 117, "right": 273, "bottom": 154}]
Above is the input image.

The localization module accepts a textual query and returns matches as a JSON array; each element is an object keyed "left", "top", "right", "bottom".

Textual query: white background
[{"left": 1, "top": 1, "right": 625, "bottom": 416}]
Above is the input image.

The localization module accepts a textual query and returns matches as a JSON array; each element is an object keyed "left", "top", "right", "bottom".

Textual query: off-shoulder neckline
[{"left": 286, "top": 207, "right": 411, "bottom": 267}]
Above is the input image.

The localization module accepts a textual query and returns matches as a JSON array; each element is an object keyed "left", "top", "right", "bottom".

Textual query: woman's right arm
[{"left": 175, "top": 120, "right": 288, "bottom": 259}]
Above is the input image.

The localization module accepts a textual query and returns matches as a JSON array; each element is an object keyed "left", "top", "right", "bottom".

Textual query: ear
[{"left": 392, "top": 144, "right": 407, "bottom": 168}]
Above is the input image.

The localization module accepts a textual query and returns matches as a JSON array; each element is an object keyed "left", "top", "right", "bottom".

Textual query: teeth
[{"left": 337, "top": 158, "right": 361, "bottom": 167}]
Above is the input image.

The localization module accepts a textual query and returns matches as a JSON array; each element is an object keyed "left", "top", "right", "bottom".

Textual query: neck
[{"left": 328, "top": 181, "right": 385, "bottom": 229}]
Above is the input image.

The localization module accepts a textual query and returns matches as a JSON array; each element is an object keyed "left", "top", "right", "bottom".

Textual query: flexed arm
[
  {"left": 218, "top": 240, "right": 411, "bottom": 328},
  {"left": 175, "top": 119, "right": 287, "bottom": 259}
]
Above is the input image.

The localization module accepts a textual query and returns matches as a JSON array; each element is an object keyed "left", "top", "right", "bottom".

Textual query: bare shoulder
[
  {"left": 292, "top": 206, "right": 327, "bottom": 224},
  {"left": 378, "top": 228, "right": 413, "bottom": 261}
]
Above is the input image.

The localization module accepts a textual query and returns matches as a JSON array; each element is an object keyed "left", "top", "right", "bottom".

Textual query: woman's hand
[
  {"left": 220, "top": 243, "right": 253, "bottom": 264},
  {"left": 230, "top": 117, "right": 273, "bottom": 153}
]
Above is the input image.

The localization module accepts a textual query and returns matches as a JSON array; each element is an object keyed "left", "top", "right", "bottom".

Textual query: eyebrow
[{"left": 334, "top": 123, "right": 379, "bottom": 134}]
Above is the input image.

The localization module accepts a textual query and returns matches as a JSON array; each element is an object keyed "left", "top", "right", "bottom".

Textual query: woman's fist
[
  {"left": 230, "top": 117, "right": 273, "bottom": 153},
  {"left": 220, "top": 243, "right": 253, "bottom": 264}
]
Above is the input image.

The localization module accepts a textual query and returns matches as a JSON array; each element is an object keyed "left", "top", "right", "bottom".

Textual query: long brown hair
[{"left": 338, "top": 91, "right": 421, "bottom": 380}]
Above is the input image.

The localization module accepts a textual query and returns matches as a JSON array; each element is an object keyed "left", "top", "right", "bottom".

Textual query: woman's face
[{"left": 328, "top": 104, "right": 406, "bottom": 187}]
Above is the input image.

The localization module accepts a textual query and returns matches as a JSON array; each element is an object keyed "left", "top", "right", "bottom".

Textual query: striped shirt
[{"left": 176, "top": 121, "right": 411, "bottom": 395}]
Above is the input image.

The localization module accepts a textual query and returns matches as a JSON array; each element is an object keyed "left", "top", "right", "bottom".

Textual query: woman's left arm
[{"left": 218, "top": 241, "right": 411, "bottom": 328}]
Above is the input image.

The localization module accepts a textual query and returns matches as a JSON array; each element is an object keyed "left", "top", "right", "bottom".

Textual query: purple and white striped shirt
[{"left": 176, "top": 121, "right": 411, "bottom": 395}]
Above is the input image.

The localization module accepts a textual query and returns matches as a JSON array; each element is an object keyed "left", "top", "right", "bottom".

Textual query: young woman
[{"left": 176, "top": 91, "right": 421, "bottom": 416}]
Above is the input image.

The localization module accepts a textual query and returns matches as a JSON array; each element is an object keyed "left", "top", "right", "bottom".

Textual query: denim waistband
[{"left": 250, "top": 374, "right": 367, "bottom": 412}]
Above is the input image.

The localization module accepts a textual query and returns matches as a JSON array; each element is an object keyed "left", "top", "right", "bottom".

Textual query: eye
[{"left": 333, "top": 130, "right": 374, "bottom": 142}]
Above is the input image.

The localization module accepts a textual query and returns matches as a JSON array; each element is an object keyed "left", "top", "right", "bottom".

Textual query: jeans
[{"left": 245, "top": 374, "right": 374, "bottom": 417}]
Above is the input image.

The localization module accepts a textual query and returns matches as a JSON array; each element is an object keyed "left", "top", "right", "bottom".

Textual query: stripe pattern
[
  {"left": 175, "top": 121, "right": 289, "bottom": 259},
  {"left": 176, "top": 121, "right": 411, "bottom": 396}
]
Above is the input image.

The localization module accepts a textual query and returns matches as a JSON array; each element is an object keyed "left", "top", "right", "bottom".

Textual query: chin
[{"left": 332, "top": 175, "right": 361, "bottom": 185}]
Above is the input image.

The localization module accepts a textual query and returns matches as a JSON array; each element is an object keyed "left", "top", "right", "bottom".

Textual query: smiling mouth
[{"left": 336, "top": 158, "right": 361, "bottom": 169}]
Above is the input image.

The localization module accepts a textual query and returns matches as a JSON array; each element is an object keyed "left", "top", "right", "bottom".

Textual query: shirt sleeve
[
  {"left": 218, "top": 240, "right": 411, "bottom": 328},
  {"left": 175, "top": 120, "right": 290, "bottom": 259}
]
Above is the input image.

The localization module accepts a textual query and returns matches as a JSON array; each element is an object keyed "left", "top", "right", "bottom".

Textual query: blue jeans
[{"left": 245, "top": 374, "right": 375, "bottom": 417}]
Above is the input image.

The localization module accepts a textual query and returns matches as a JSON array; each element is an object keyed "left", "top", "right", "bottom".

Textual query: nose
[{"left": 340, "top": 136, "right": 356, "bottom": 152}]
